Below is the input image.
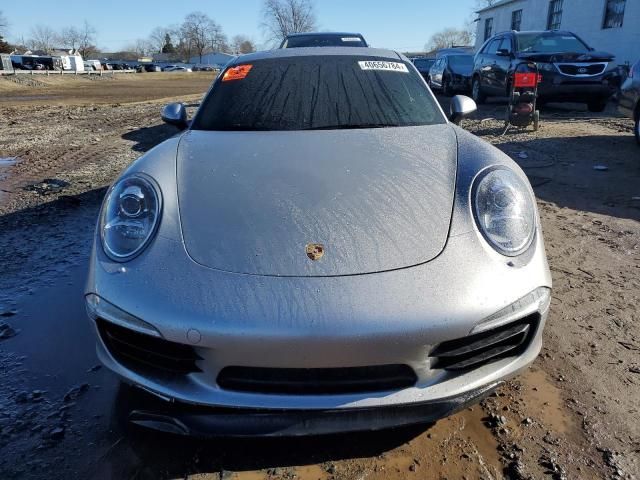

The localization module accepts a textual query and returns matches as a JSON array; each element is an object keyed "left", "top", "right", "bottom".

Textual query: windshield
[
  {"left": 447, "top": 55, "right": 473, "bottom": 67},
  {"left": 282, "top": 35, "right": 367, "bottom": 48},
  {"left": 192, "top": 56, "right": 445, "bottom": 131},
  {"left": 413, "top": 58, "right": 434, "bottom": 71},
  {"left": 516, "top": 33, "right": 590, "bottom": 53}
]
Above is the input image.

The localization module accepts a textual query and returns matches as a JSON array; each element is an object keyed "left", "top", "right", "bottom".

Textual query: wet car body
[
  {"left": 86, "top": 47, "right": 551, "bottom": 436},
  {"left": 618, "top": 58, "right": 640, "bottom": 145}
]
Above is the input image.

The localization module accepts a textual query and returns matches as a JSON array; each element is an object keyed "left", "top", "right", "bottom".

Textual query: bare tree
[
  {"left": 181, "top": 12, "right": 225, "bottom": 62},
  {"left": 262, "top": 0, "right": 316, "bottom": 44},
  {"left": 28, "top": 25, "right": 57, "bottom": 52},
  {"left": 59, "top": 26, "right": 82, "bottom": 50},
  {"left": 72, "top": 21, "right": 97, "bottom": 58},
  {"left": 149, "top": 26, "right": 173, "bottom": 53},
  {"left": 425, "top": 27, "right": 473, "bottom": 51},
  {"left": 231, "top": 35, "right": 256, "bottom": 54},
  {"left": 207, "top": 23, "right": 229, "bottom": 54},
  {"left": 134, "top": 39, "right": 152, "bottom": 56}
]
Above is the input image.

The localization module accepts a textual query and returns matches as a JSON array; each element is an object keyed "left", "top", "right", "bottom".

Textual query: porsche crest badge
[{"left": 306, "top": 243, "right": 325, "bottom": 261}]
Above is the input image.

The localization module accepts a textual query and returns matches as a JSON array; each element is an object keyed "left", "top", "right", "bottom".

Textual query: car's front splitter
[{"left": 127, "top": 381, "right": 502, "bottom": 437}]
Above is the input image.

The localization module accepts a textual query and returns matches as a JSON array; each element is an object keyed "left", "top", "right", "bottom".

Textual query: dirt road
[
  {"left": 0, "top": 72, "right": 215, "bottom": 106},
  {"left": 0, "top": 75, "right": 638, "bottom": 479}
]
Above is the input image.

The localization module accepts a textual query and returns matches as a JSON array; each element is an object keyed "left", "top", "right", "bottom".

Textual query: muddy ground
[{"left": 0, "top": 75, "right": 638, "bottom": 480}]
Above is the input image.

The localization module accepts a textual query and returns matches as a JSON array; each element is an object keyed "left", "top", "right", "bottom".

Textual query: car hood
[
  {"left": 176, "top": 125, "right": 457, "bottom": 276},
  {"left": 519, "top": 51, "right": 614, "bottom": 63}
]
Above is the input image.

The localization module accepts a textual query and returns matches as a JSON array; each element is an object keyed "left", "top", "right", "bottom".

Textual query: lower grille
[
  {"left": 557, "top": 63, "right": 606, "bottom": 76},
  {"left": 217, "top": 365, "right": 417, "bottom": 395},
  {"left": 431, "top": 316, "right": 537, "bottom": 371},
  {"left": 97, "top": 318, "right": 201, "bottom": 374}
]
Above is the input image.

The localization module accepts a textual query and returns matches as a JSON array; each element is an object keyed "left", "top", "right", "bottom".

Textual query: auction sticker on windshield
[{"left": 358, "top": 61, "right": 409, "bottom": 73}]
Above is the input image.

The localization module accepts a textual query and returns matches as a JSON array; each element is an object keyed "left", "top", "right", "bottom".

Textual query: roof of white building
[{"left": 476, "top": 0, "right": 521, "bottom": 14}]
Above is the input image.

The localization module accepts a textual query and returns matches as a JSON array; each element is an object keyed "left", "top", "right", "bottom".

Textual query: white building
[{"left": 474, "top": 0, "right": 640, "bottom": 65}]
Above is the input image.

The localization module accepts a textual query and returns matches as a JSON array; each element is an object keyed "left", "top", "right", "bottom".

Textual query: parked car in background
[
  {"left": 472, "top": 30, "right": 616, "bottom": 112},
  {"left": 436, "top": 47, "right": 475, "bottom": 58},
  {"left": 101, "top": 63, "right": 112, "bottom": 71},
  {"left": 193, "top": 65, "right": 217, "bottom": 72},
  {"left": 428, "top": 54, "right": 474, "bottom": 95},
  {"left": 618, "top": 58, "right": 640, "bottom": 145},
  {"left": 411, "top": 57, "right": 435, "bottom": 82},
  {"left": 86, "top": 60, "right": 102, "bottom": 71},
  {"left": 84, "top": 61, "right": 97, "bottom": 71},
  {"left": 143, "top": 64, "right": 162, "bottom": 72},
  {"left": 280, "top": 32, "right": 368, "bottom": 48},
  {"left": 165, "top": 66, "right": 192, "bottom": 72},
  {"left": 162, "top": 65, "right": 180, "bottom": 71}
]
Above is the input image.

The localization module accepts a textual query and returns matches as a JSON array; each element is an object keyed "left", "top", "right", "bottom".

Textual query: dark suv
[{"left": 471, "top": 30, "right": 616, "bottom": 112}]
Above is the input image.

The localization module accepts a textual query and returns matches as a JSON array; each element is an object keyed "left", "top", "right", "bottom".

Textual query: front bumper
[
  {"left": 87, "top": 226, "right": 550, "bottom": 428},
  {"left": 450, "top": 76, "right": 471, "bottom": 92},
  {"left": 537, "top": 71, "right": 615, "bottom": 102},
  {"left": 127, "top": 380, "right": 502, "bottom": 437}
]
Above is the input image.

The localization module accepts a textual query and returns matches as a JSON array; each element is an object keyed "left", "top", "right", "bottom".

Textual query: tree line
[
  {"left": 0, "top": 1, "right": 317, "bottom": 59},
  {"left": 423, "top": 0, "right": 498, "bottom": 52}
]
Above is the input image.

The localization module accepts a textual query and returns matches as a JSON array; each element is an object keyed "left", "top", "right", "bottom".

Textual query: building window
[
  {"left": 547, "top": 0, "right": 563, "bottom": 30},
  {"left": 484, "top": 18, "right": 494, "bottom": 40},
  {"left": 511, "top": 9, "right": 523, "bottom": 31},
  {"left": 603, "top": 0, "right": 626, "bottom": 28}
]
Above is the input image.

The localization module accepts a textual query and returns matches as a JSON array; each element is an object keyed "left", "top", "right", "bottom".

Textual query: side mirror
[
  {"left": 497, "top": 48, "right": 512, "bottom": 57},
  {"left": 449, "top": 95, "right": 477, "bottom": 125},
  {"left": 161, "top": 102, "right": 188, "bottom": 130}
]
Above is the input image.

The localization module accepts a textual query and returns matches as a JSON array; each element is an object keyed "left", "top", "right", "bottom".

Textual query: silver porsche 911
[{"left": 86, "top": 47, "right": 551, "bottom": 437}]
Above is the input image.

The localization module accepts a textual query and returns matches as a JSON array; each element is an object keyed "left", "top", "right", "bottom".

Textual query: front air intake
[
  {"left": 431, "top": 315, "right": 538, "bottom": 371},
  {"left": 217, "top": 365, "right": 417, "bottom": 395},
  {"left": 97, "top": 318, "right": 201, "bottom": 375}
]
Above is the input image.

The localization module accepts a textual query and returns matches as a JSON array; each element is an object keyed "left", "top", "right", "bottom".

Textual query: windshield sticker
[
  {"left": 222, "top": 64, "right": 253, "bottom": 82},
  {"left": 342, "top": 37, "right": 362, "bottom": 42},
  {"left": 358, "top": 61, "right": 409, "bottom": 73}
]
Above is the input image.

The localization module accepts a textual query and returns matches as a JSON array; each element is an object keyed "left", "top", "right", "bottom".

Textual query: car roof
[
  {"left": 285, "top": 32, "right": 364, "bottom": 38},
  {"left": 230, "top": 47, "right": 403, "bottom": 65}
]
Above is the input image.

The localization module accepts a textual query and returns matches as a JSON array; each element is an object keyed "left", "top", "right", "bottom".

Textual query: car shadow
[
  {"left": 122, "top": 123, "right": 184, "bottom": 153},
  {"left": 93, "top": 383, "right": 432, "bottom": 479}
]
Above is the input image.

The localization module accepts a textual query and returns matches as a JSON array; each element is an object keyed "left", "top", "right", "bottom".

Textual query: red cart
[{"left": 505, "top": 62, "right": 541, "bottom": 132}]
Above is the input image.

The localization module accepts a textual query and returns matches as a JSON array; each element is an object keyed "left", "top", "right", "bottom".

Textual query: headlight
[
  {"left": 537, "top": 62, "right": 556, "bottom": 72},
  {"left": 473, "top": 169, "right": 535, "bottom": 256},
  {"left": 100, "top": 174, "right": 161, "bottom": 261}
]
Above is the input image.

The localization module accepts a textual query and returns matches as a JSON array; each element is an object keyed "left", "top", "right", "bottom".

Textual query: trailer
[
  {"left": 0, "top": 54, "right": 14, "bottom": 73},
  {"left": 68, "top": 55, "right": 85, "bottom": 72},
  {"left": 11, "top": 55, "right": 63, "bottom": 71}
]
